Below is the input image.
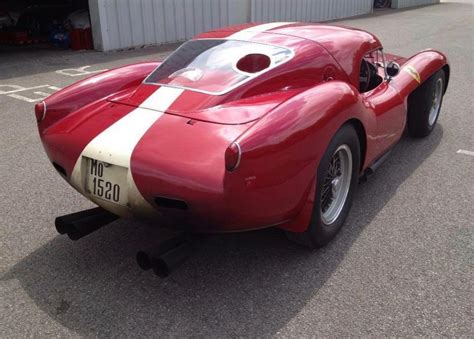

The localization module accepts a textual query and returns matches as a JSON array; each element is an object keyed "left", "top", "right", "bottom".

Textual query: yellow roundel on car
[{"left": 404, "top": 65, "right": 421, "bottom": 83}]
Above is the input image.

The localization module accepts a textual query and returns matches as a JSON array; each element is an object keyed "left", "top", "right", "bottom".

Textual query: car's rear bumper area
[
  {"left": 129, "top": 114, "right": 305, "bottom": 232},
  {"left": 133, "top": 173, "right": 295, "bottom": 233},
  {"left": 40, "top": 105, "right": 314, "bottom": 233}
]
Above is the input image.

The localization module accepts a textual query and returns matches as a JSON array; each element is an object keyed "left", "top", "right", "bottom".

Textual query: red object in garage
[
  {"left": 70, "top": 28, "right": 93, "bottom": 50},
  {"left": 69, "top": 29, "right": 81, "bottom": 49},
  {"left": 0, "top": 30, "right": 28, "bottom": 44},
  {"left": 82, "top": 28, "right": 93, "bottom": 49}
]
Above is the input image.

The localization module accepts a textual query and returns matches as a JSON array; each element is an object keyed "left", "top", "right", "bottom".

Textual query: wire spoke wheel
[
  {"left": 428, "top": 77, "right": 443, "bottom": 126},
  {"left": 320, "top": 144, "right": 353, "bottom": 225},
  {"left": 285, "top": 125, "right": 360, "bottom": 248}
]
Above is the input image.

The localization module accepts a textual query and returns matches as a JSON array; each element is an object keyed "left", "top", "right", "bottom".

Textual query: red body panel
[
  {"left": 37, "top": 23, "right": 449, "bottom": 233},
  {"left": 391, "top": 49, "right": 449, "bottom": 97},
  {"left": 39, "top": 62, "right": 159, "bottom": 133},
  {"left": 42, "top": 101, "right": 137, "bottom": 176}
]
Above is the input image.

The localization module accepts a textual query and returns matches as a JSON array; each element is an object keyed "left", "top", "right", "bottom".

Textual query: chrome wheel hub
[
  {"left": 428, "top": 77, "right": 443, "bottom": 126},
  {"left": 321, "top": 144, "right": 353, "bottom": 225},
  {"left": 331, "top": 177, "right": 341, "bottom": 196}
]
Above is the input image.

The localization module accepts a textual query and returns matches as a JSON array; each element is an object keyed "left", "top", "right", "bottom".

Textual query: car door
[{"left": 360, "top": 50, "right": 406, "bottom": 156}]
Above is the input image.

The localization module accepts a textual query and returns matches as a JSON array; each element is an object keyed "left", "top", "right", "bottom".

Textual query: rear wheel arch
[
  {"left": 285, "top": 123, "right": 361, "bottom": 247},
  {"left": 344, "top": 119, "right": 367, "bottom": 172}
]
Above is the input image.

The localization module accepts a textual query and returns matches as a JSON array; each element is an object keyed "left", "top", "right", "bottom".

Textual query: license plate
[{"left": 85, "top": 158, "right": 128, "bottom": 205}]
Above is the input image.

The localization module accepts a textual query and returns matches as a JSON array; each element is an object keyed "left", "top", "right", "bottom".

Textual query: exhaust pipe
[
  {"left": 55, "top": 207, "right": 118, "bottom": 241},
  {"left": 136, "top": 234, "right": 193, "bottom": 278}
]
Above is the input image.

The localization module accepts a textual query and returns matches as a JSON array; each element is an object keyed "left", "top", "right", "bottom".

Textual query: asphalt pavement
[{"left": 1, "top": 1, "right": 473, "bottom": 337}]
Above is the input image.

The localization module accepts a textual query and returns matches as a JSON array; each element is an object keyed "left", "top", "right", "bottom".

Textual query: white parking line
[
  {"left": 0, "top": 84, "right": 46, "bottom": 94},
  {"left": 457, "top": 149, "right": 474, "bottom": 157},
  {"left": 8, "top": 93, "right": 42, "bottom": 103},
  {"left": 56, "top": 65, "right": 108, "bottom": 77},
  {"left": 0, "top": 84, "right": 61, "bottom": 103},
  {"left": 33, "top": 91, "right": 53, "bottom": 97}
]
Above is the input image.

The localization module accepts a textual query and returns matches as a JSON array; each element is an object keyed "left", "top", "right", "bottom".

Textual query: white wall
[
  {"left": 251, "top": 0, "right": 373, "bottom": 22},
  {"left": 89, "top": 0, "right": 250, "bottom": 51},
  {"left": 89, "top": 0, "right": 439, "bottom": 51}
]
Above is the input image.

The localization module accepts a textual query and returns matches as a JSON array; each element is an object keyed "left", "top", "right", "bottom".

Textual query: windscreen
[{"left": 145, "top": 39, "right": 293, "bottom": 95}]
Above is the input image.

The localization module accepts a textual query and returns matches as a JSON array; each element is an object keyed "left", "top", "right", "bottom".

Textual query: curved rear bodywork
[{"left": 37, "top": 22, "right": 449, "bottom": 233}]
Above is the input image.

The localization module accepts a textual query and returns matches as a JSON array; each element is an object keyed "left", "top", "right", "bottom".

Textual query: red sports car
[{"left": 37, "top": 22, "right": 449, "bottom": 272}]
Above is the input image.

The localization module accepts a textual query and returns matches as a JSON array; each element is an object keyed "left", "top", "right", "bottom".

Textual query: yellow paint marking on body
[{"left": 404, "top": 65, "right": 421, "bottom": 83}]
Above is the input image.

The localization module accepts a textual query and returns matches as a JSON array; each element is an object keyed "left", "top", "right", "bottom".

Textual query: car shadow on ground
[{"left": 2, "top": 126, "right": 443, "bottom": 337}]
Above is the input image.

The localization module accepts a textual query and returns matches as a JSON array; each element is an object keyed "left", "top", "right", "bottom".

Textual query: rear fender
[
  {"left": 230, "top": 81, "right": 376, "bottom": 232},
  {"left": 393, "top": 49, "right": 449, "bottom": 99},
  {"left": 39, "top": 62, "right": 160, "bottom": 132}
]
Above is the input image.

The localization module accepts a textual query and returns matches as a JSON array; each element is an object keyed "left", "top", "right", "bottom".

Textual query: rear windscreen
[{"left": 145, "top": 39, "right": 293, "bottom": 95}]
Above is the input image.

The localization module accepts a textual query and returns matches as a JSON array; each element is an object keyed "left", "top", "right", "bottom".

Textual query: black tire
[
  {"left": 407, "top": 69, "right": 446, "bottom": 138},
  {"left": 286, "top": 124, "right": 361, "bottom": 248}
]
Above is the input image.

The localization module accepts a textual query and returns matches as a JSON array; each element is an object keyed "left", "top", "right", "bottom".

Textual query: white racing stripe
[
  {"left": 79, "top": 87, "right": 183, "bottom": 167},
  {"left": 229, "top": 22, "right": 295, "bottom": 40},
  {"left": 70, "top": 86, "right": 184, "bottom": 217},
  {"left": 69, "top": 23, "right": 293, "bottom": 217}
]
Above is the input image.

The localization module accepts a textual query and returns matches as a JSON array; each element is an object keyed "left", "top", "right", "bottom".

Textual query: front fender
[
  {"left": 39, "top": 62, "right": 160, "bottom": 132},
  {"left": 231, "top": 81, "right": 376, "bottom": 232},
  {"left": 393, "top": 49, "right": 449, "bottom": 98}
]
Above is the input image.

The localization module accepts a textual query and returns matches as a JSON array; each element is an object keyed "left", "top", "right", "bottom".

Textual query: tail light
[
  {"left": 225, "top": 142, "right": 242, "bottom": 172},
  {"left": 34, "top": 101, "right": 47, "bottom": 122}
]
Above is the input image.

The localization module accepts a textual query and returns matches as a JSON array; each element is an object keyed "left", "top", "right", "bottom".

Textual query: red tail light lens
[
  {"left": 34, "top": 101, "right": 46, "bottom": 122},
  {"left": 225, "top": 142, "right": 241, "bottom": 172}
]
